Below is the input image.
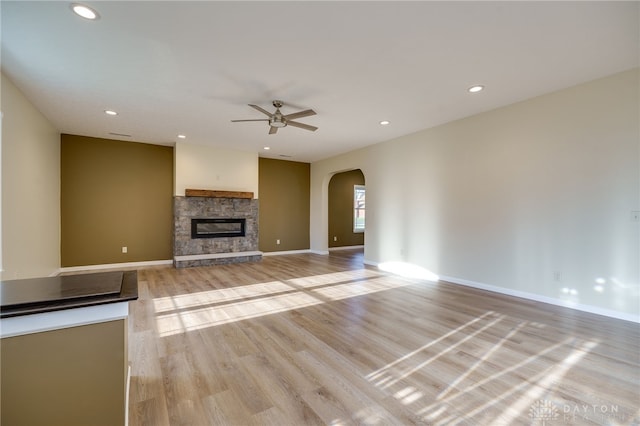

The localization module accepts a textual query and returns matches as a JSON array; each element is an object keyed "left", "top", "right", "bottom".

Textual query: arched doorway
[{"left": 328, "top": 169, "right": 365, "bottom": 249}]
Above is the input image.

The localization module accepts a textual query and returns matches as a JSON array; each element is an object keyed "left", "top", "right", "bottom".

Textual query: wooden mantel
[{"left": 185, "top": 189, "right": 254, "bottom": 199}]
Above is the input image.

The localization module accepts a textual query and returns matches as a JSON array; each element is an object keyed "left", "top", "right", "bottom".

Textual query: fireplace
[
  {"left": 191, "top": 218, "right": 245, "bottom": 239},
  {"left": 173, "top": 191, "right": 261, "bottom": 268}
]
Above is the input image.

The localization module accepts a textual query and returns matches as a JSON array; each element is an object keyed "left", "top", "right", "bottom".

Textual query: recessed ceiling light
[
  {"left": 70, "top": 3, "right": 100, "bottom": 20},
  {"left": 263, "top": 146, "right": 271, "bottom": 150},
  {"left": 177, "top": 134, "right": 186, "bottom": 139},
  {"left": 380, "top": 120, "right": 390, "bottom": 126},
  {"left": 468, "top": 85, "right": 484, "bottom": 93},
  {"left": 104, "top": 110, "right": 117, "bottom": 116}
]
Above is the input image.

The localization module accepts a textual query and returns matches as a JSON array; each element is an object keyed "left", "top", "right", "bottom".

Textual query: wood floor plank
[
  {"left": 130, "top": 395, "right": 171, "bottom": 426},
  {"left": 128, "top": 250, "right": 640, "bottom": 425},
  {"left": 241, "top": 352, "right": 326, "bottom": 426}
]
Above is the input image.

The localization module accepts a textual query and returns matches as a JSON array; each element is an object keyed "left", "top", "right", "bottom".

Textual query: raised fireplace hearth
[{"left": 173, "top": 190, "right": 261, "bottom": 268}]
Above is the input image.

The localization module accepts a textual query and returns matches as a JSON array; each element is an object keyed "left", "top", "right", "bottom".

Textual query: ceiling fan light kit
[{"left": 232, "top": 100, "right": 317, "bottom": 134}]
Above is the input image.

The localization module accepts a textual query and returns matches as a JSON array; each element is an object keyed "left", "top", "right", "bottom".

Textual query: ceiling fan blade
[
  {"left": 249, "top": 104, "right": 273, "bottom": 117},
  {"left": 231, "top": 119, "right": 270, "bottom": 122},
  {"left": 287, "top": 121, "right": 318, "bottom": 132},
  {"left": 283, "top": 109, "right": 316, "bottom": 120},
  {"left": 269, "top": 126, "right": 278, "bottom": 135}
]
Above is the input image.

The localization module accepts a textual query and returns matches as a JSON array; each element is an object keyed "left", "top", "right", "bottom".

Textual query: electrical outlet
[
  {"left": 276, "top": 239, "right": 280, "bottom": 245},
  {"left": 553, "top": 271, "right": 562, "bottom": 282},
  {"left": 333, "top": 236, "right": 337, "bottom": 241},
  {"left": 122, "top": 246, "right": 128, "bottom": 253}
]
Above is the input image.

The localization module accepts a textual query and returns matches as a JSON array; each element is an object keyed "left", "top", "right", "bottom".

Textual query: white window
[{"left": 354, "top": 185, "right": 365, "bottom": 233}]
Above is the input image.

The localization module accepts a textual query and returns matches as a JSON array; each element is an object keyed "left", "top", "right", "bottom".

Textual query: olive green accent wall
[
  {"left": 258, "top": 158, "right": 310, "bottom": 252},
  {"left": 328, "top": 169, "right": 365, "bottom": 248},
  {"left": 61, "top": 134, "right": 173, "bottom": 266}
]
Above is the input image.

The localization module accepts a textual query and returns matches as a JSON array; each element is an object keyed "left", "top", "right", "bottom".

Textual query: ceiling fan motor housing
[
  {"left": 231, "top": 100, "right": 317, "bottom": 133},
  {"left": 270, "top": 117, "right": 287, "bottom": 128},
  {"left": 270, "top": 104, "right": 287, "bottom": 127}
]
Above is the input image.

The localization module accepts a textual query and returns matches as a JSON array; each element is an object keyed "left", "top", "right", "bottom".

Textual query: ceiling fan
[{"left": 231, "top": 100, "right": 317, "bottom": 134}]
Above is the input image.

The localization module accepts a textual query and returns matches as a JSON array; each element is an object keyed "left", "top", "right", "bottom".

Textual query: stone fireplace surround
[{"left": 173, "top": 190, "right": 261, "bottom": 268}]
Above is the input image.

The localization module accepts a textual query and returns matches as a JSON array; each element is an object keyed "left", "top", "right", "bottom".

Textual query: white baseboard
[
  {"left": 258, "top": 247, "right": 365, "bottom": 256},
  {"left": 262, "top": 249, "right": 312, "bottom": 256},
  {"left": 174, "top": 251, "right": 262, "bottom": 262},
  {"left": 365, "top": 259, "right": 638, "bottom": 323},
  {"left": 309, "top": 250, "right": 330, "bottom": 255},
  {"left": 329, "top": 245, "right": 364, "bottom": 251},
  {"left": 57, "top": 260, "right": 173, "bottom": 275},
  {"left": 439, "top": 275, "right": 640, "bottom": 324}
]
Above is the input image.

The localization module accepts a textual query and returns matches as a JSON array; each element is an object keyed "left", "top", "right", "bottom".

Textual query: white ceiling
[{"left": 2, "top": 1, "right": 638, "bottom": 163}]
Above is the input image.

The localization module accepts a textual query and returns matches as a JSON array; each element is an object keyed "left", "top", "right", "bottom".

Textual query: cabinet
[{"left": 0, "top": 271, "right": 137, "bottom": 426}]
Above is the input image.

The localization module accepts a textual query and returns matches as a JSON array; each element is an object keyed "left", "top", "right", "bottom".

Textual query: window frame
[{"left": 353, "top": 184, "right": 365, "bottom": 233}]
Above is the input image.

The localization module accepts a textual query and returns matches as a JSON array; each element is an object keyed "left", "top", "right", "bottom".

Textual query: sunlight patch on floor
[
  {"left": 427, "top": 340, "right": 599, "bottom": 425},
  {"left": 153, "top": 281, "right": 291, "bottom": 313},
  {"left": 378, "top": 261, "right": 439, "bottom": 282},
  {"left": 312, "top": 276, "right": 414, "bottom": 300},
  {"left": 156, "top": 292, "right": 322, "bottom": 337},
  {"left": 493, "top": 340, "right": 598, "bottom": 425},
  {"left": 379, "top": 313, "right": 505, "bottom": 389},
  {"left": 353, "top": 405, "right": 389, "bottom": 425},
  {"left": 418, "top": 336, "right": 579, "bottom": 420},
  {"left": 287, "top": 269, "right": 383, "bottom": 288},
  {"left": 366, "top": 311, "right": 497, "bottom": 382},
  {"left": 394, "top": 386, "right": 423, "bottom": 405},
  {"left": 436, "top": 321, "right": 527, "bottom": 400},
  {"left": 154, "top": 270, "right": 414, "bottom": 337},
  {"left": 365, "top": 309, "right": 600, "bottom": 425}
]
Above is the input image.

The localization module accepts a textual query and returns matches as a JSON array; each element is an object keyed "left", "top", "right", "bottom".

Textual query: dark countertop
[{"left": 0, "top": 271, "right": 138, "bottom": 318}]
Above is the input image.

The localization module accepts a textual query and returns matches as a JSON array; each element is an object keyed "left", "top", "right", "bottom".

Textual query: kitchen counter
[
  {"left": 0, "top": 271, "right": 137, "bottom": 338},
  {"left": 1, "top": 270, "right": 137, "bottom": 317},
  {"left": 0, "top": 271, "right": 137, "bottom": 426}
]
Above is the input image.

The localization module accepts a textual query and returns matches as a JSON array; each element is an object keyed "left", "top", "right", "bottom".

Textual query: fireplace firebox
[{"left": 191, "top": 218, "right": 246, "bottom": 239}]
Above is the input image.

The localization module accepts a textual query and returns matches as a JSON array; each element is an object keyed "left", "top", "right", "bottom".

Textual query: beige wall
[
  {"left": 328, "top": 169, "right": 365, "bottom": 247},
  {"left": 259, "top": 158, "right": 310, "bottom": 252},
  {"left": 61, "top": 134, "right": 173, "bottom": 267},
  {"left": 1, "top": 73, "right": 60, "bottom": 279},
  {"left": 174, "top": 142, "right": 259, "bottom": 197},
  {"left": 311, "top": 68, "right": 640, "bottom": 320}
]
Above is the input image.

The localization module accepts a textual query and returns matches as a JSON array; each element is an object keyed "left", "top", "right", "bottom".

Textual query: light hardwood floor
[{"left": 128, "top": 250, "right": 639, "bottom": 425}]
